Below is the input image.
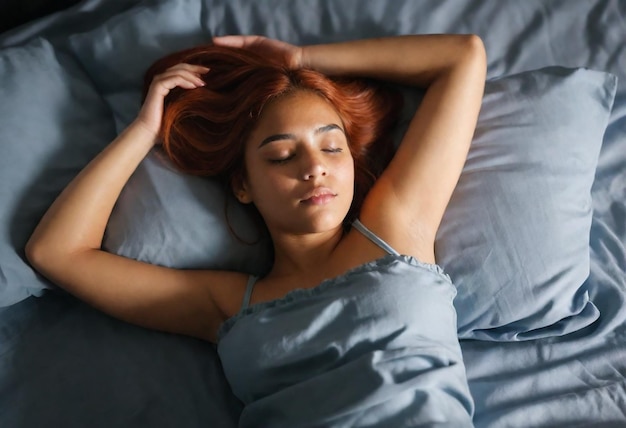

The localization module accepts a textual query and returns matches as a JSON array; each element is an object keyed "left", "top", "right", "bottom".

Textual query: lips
[{"left": 300, "top": 187, "right": 337, "bottom": 205}]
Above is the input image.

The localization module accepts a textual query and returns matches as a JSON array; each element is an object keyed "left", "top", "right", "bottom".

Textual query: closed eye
[
  {"left": 269, "top": 148, "right": 343, "bottom": 165},
  {"left": 269, "top": 154, "right": 295, "bottom": 164}
]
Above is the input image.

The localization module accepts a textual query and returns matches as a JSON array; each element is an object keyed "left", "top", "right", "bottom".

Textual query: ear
[{"left": 231, "top": 175, "right": 253, "bottom": 204}]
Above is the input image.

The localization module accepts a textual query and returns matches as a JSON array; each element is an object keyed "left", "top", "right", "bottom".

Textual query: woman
[{"left": 26, "top": 34, "right": 486, "bottom": 426}]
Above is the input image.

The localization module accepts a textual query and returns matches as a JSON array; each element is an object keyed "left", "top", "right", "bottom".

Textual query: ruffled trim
[{"left": 217, "top": 254, "right": 451, "bottom": 341}]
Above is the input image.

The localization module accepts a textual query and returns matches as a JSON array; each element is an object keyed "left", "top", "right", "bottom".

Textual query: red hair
[{"left": 143, "top": 44, "right": 402, "bottom": 227}]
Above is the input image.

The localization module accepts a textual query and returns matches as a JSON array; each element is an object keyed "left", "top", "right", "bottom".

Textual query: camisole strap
[
  {"left": 352, "top": 219, "right": 400, "bottom": 256},
  {"left": 241, "top": 275, "right": 258, "bottom": 312}
]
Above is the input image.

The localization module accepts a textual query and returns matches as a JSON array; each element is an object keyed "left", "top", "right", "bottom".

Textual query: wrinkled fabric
[{"left": 218, "top": 255, "right": 474, "bottom": 427}]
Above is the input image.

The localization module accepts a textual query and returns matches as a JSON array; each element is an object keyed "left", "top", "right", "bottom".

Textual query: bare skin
[{"left": 26, "top": 35, "right": 487, "bottom": 343}]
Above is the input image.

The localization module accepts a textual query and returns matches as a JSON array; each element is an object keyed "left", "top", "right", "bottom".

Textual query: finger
[
  {"left": 163, "top": 65, "right": 209, "bottom": 83},
  {"left": 212, "top": 35, "right": 244, "bottom": 47},
  {"left": 213, "top": 35, "right": 261, "bottom": 48},
  {"left": 148, "top": 76, "right": 202, "bottom": 99},
  {"left": 153, "top": 77, "right": 202, "bottom": 91},
  {"left": 166, "top": 63, "right": 210, "bottom": 74},
  {"left": 163, "top": 75, "right": 204, "bottom": 90},
  {"left": 157, "top": 69, "right": 207, "bottom": 87}
]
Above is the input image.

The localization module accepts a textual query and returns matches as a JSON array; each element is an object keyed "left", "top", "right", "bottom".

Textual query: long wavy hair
[{"left": 143, "top": 44, "right": 402, "bottom": 232}]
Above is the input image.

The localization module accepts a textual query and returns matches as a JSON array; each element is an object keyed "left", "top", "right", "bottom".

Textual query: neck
[{"left": 267, "top": 225, "right": 345, "bottom": 280}]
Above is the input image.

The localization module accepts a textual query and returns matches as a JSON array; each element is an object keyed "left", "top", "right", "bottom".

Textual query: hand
[
  {"left": 213, "top": 35, "right": 303, "bottom": 70},
  {"left": 134, "top": 63, "right": 209, "bottom": 141}
]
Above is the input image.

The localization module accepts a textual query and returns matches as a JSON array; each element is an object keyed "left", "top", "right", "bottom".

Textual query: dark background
[{"left": 0, "top": 0, "right": 82, "bottom": 34}]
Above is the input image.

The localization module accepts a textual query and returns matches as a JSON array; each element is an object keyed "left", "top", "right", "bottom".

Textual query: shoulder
[
  {"left": 331, "top": 216, "right": 434, "bottom": 277},
  {"left": 357, "top": 187, "right": 437, "bottom": 264}
]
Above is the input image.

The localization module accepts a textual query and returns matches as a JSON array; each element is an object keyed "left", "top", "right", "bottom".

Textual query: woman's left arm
[{"left": 305, "top": 35, "right": 487, "bottom": 263}]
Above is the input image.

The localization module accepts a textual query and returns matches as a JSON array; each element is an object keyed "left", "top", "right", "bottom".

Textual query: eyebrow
[{"left": 258, "top": 123, "right": 345, "bottom": 148}]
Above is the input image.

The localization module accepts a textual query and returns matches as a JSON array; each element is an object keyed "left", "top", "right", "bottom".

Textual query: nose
[{"left": 300, "top": 149, "right": 327, "bottom": 181}]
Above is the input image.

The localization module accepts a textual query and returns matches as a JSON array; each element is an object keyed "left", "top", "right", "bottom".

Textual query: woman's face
[{"left": 236, "top": 90, "right": 354, "bottom": 236}]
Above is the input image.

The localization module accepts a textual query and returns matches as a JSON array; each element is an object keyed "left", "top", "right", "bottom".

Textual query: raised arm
[
  {"left": 312, "top": 36, "right": 486, "bottom": 263},
  {"left": 25, "top": 64, "right": 239, "bottom": 343},
  {"left": 215, "top": 34, "right": 486, "bottom": 263}
]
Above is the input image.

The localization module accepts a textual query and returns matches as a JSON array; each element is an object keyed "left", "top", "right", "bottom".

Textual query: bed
[{"left": 1, "top": 0, "right": 624, "bottom": 426}]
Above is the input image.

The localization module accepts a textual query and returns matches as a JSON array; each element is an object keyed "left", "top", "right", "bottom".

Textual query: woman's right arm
[{"left": 25, "top": 64, "right": 239, "bottom": 343}]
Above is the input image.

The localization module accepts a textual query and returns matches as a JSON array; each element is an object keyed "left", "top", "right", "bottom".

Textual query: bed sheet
[{"left": 0, "top": 0, "right": 624, "bottom": 427}]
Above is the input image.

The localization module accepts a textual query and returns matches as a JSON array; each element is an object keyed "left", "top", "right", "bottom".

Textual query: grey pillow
[
  {"left": 434, "top": 66, "right": 616, "bottom": 340},
  {"left": 0, "top": 38, "right": 115, "bottom": 306},
  {"left": 95, "top": 63, "right": 616, "bottom": 342},
  {"left": 103, "top": 148, "right": 272, "bottom": 274}
]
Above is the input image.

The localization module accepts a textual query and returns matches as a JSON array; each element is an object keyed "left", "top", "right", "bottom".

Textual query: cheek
[
  {"left": 258, "top": 173, "right": 290, "bottom": 196},
  {"left": 245, "top": 161, "right": 291, "bottom": 201},
  {"left": 340, "top": 157, "right": 356, "bottom": 192}
]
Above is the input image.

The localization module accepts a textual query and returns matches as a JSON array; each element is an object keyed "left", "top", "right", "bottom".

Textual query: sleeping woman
[{"left": 26, "top": 34, "right": 486, "bottom": 426}]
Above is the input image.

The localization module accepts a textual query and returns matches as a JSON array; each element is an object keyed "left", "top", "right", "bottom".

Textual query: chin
[
  {"left": 286, "top": 212, "right": 347, "bottom": 235},
  {"left": 259, "top": 198, "right": 352, "bottom": 236},
  {"left": 309, "top": 217, "right": 345, "bottom": 233}
]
